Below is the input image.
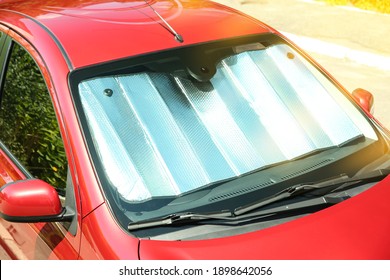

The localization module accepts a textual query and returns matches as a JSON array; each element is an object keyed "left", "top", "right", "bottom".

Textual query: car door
[{"left": 0, "top": 32, "right": 80, "bottom": 259}]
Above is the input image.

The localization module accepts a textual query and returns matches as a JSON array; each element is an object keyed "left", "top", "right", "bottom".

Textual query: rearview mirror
[
  {"left": 0, "top": 179, "right": 74, "bottom": 223},
  {"left": 351, "top": 88, "right": 374, "bottom": 114}
]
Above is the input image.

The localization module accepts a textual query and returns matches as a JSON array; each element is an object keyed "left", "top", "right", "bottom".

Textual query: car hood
[{"left": 139, "top": 175, "right": 390, "bottom": 259}]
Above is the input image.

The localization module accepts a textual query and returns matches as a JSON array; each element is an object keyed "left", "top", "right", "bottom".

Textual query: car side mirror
[
  {"left": 351, "top": 88, "right": 374, "bottom": 114},
  {"left": 0, "top": 179, "right": 74, "bottom": 223}
]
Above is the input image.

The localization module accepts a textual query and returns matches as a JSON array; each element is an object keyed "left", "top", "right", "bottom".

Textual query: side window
[{"left": 0, "top": 42, "right": 67, "bottom": 193}]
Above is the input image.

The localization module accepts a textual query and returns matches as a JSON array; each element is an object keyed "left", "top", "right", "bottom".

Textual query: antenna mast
[{"left": 144, "top": 0, "right": 184, "bottom": 43}]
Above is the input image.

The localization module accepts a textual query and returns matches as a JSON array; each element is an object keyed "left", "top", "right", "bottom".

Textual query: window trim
[{"left": 0, "top": 33, "right": 11, "bottom": 106}]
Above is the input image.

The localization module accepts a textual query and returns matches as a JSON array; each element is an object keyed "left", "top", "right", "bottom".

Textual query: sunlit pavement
[{"left": 213, "top": 0, "right": 390, "bottom": 128}]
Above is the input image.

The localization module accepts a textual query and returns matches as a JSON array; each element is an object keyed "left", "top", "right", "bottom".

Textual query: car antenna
[{"left": 144, "top": 0, "right": 184, "bottom": 43}]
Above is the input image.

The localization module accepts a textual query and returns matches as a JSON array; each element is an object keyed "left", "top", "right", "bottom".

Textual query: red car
[{"left": 0, "top": 0, "right": 389, "bottom": 260}]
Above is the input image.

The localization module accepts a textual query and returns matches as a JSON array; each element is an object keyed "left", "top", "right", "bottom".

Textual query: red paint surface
[{"left": 0, "top": 0, "right": 389, "bottom": 259}]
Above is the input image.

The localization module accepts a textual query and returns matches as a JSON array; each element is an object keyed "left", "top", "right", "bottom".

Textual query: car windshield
[{"left": 71, "top": 36, "right": 384, "bottom": 233}]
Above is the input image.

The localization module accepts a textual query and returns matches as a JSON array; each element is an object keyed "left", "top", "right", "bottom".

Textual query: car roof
[{"left": 0, "top": 0, "right": 273, "bottom": 69}]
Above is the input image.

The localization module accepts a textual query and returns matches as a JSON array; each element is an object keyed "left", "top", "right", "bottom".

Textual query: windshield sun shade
[{"left": 78, "top": 44, "right": 377, "bottom": 202}]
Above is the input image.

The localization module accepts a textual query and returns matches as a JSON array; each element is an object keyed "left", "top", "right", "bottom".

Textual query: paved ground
[{"left": 213, "top": 0, "right": 390, "bottom": 128}]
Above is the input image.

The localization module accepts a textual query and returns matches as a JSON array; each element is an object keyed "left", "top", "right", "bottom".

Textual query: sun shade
[{"left": 78, "top": 45, "right": 376, "bottom": 201}]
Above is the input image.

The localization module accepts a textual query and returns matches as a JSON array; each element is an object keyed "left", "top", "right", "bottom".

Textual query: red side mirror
[
  {"left": 0, "top": 179, "right": 64, "bottom": 222},
  {"left": 351, "top": 88, "right": 374, "bottom": 114}
]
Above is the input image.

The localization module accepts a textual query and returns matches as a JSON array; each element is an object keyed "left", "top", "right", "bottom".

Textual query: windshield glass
[
  {"left": 71, "top": 35, "right": 388, "bottom": 236},
  {"left": 77, "top": 43, "right": 377, "bottom": 202}
]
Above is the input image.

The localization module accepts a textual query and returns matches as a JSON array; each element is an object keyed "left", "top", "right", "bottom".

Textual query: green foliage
[
  {"left": 0, "top": 43, "right": 67, "bottom": 191},
  {"left": 320, "top": 0, "right": 390, "bottom": 14}
]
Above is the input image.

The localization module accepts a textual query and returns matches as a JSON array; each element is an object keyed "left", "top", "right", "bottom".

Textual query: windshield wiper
[
  {"left": 128, "top": 169, "right": 390, "bottom": 231},
  {"left": 128, "top": 210, "right": 233, "bottom": 231},
  {"left": 234, "top": 168, "right": 390, "bottom": 216}
]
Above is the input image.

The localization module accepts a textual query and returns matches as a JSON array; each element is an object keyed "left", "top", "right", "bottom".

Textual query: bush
[{"left": 0, "top": 43, "right": 67, "bottom": 193}]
